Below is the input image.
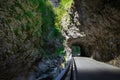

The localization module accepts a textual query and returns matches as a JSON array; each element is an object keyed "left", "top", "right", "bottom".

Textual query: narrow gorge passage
[{"left": 0, "top": 0, "right": 120, "bottom": 80}]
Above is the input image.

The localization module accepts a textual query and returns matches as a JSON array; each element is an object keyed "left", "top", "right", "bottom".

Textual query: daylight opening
[{"left": 71, "top": 45, "right": 81, "bottom": 57}]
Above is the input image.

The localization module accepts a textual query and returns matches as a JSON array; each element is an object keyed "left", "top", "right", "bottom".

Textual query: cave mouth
[
  {"left": 71, "top": 44, "right": 88, "bottom": 57},
  {"left": 71, "top": 45, "right": 81, "bottom": 57}
]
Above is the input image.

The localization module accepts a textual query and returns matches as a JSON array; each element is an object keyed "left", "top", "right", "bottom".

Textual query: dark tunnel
[{"left": 69, "top": 42, "right": 89, "bottom": 57}]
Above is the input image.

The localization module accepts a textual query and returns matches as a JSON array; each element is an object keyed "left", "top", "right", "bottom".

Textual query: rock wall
[
  {"left": 62, "top": 0, "right": 120, "bottom": 63},
  {"left": 0, "top": 0, "right": 63, "bottom": 79}
]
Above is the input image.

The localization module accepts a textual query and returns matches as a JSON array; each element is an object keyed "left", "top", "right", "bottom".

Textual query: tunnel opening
[
  {"left": 67, "top": 38, "right": 90, "bottom": 57},
  {"left": 71, "top": 45, "right": 81, "bottom": 56},
  {"left": 71, "top": 43, "right": 88, "bottom": 57}
]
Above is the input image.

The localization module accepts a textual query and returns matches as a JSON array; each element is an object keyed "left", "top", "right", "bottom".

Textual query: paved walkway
[{"left": 74, "top": 57, "right": 120, "bottom": 80}]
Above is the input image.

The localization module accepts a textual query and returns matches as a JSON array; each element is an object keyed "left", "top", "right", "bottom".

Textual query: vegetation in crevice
[
  {"left": 0, "top": 0, "right": 64, "bottom": 79},
  {"left": 54, "top": 0, "right": 73, "bottom": 30}
]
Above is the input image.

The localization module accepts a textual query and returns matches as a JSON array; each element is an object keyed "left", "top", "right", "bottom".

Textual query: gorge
[{"left": 0, "top": 0, "right": 120, "bottom": 80}]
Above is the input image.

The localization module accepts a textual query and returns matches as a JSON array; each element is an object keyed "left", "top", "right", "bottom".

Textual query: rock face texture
[
  {"left": 0, "top": 0, "right": 63, "bottom": 79},
  {"left": 62, "top": 0, "right": 120, "bottom": 63}
]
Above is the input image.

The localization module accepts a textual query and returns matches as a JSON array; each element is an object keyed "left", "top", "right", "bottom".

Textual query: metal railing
[
  {"left": 54, "top": 59, "right": 72, "bottom": 80},
  {"left": 54, "top": 57, "right": 77, "bottom": 80}
]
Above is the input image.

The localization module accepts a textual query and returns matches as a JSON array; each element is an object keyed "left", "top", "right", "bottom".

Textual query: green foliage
[
  {"left": 72, "top": 46, "right": 81, "bottom": 54},
  {"left": 50, "top": 0, "right": 73, "bottom": 56},
  {"left": 12, "top": 0, "right": 62, "bottom": 38},
  {"left": 55, "top": 47, "right": 64, "bottom": 55},
  {"left": 0, "top": 0, "right": 64, "bottom": 79},
  {"left": 12, "top": 0, "right": 43, "bottom": 38},
  {"left": 37, "top": 0, "right": 54, "bottom": 32},
  {"left": 54, "top": 0, "right": 73, "bottom": 30},
  {"left": 48, "top": 26, "right": 61, "bottom": 39},
  {"left": 60, "top": 0, "right": 73, "bottom": 9}
]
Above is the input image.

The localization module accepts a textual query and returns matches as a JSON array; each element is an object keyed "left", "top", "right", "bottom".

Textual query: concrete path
[{"left": 74, "top": 57, "right": 120, "bottom": 80}]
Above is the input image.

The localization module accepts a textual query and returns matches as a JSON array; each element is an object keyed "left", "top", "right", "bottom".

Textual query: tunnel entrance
[
  {"left": 70, "top": 44, "right": 89, "bottom": 57},
  {"left": 67, "top": 38, "right": 89, "bottom": 57},
  {"left": 71, "top": 45, "right": 81, "bottom": 56}
]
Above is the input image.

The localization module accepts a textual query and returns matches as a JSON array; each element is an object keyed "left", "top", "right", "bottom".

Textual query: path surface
[{"left": 74, "top": 57, "right": 120, "bottom": 80}]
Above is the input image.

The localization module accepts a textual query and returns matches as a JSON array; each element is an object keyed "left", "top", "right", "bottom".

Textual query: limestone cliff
[{"left": 62, "top": 0, "right": 120, "bottom": 65}]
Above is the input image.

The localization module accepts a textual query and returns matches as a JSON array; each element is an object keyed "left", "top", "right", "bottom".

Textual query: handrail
[
  {"left": 54, "top": 59, "right": 72, "bottom": 80},
  {"left": 72, "top": 58, "right": 77, "bottom": 80},
  {"left": 64, "top": 58, "right": 77, "bottom": 80},
  {"left": 64, "top": 60, "right": 73, "bottom": 80}
]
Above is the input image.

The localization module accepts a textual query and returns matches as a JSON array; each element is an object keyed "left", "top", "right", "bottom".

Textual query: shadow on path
[{"left": 73, "top": 57, "right": 120, "bottom": 80}]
